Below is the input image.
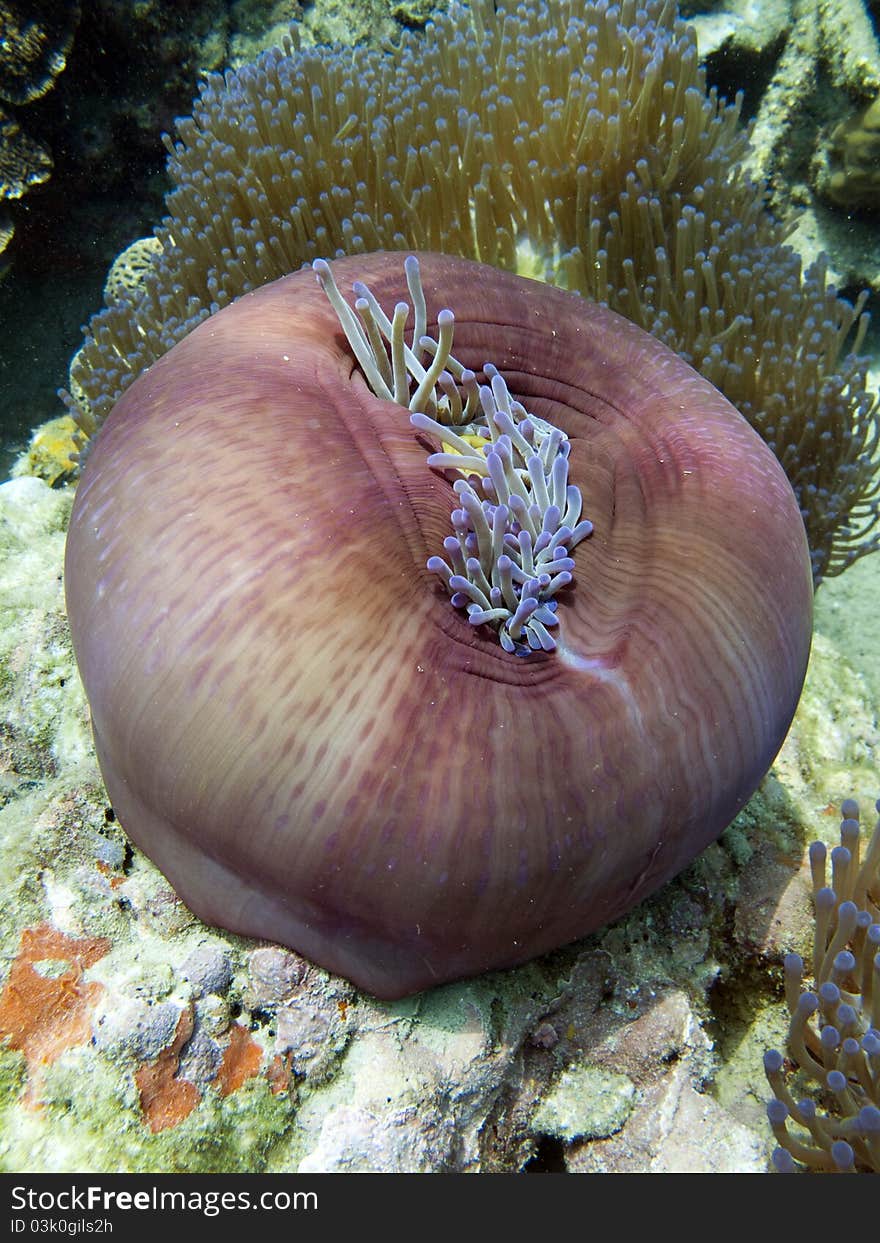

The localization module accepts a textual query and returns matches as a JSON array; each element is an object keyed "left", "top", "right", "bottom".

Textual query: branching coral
[
  {"left": 64, "top": 0, "right": 880, "bottom": 582},
  {"left": 764, "top": 798, "right": 880, "bottom": 1173}
]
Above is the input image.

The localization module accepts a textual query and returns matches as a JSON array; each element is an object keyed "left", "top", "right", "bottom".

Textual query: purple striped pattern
[{"left": 65, "top": 253, "right": 813, "bottom": 997}]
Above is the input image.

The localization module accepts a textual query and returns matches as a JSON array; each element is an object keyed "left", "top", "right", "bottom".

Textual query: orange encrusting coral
[
  {"left": 134, "top": 1005, "right": 199, "bottom": 1133},
  {"left": 0, "top": 924, "right": 110, "bottom": 1101},
  {"left": 215, "top": 1023, "right": 262, "bottom": 1097},
  {"left": 0, "top": 926, "right": 269, "bottom": 1133},
  {"left": 267, "top": 1052, "right": 293, "bottom": 1097},
  {"left": 135, "top": 1010, "right": 264, "bottom": 1131}
]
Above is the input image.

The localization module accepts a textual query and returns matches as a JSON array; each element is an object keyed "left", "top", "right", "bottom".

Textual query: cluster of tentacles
[
  {"left": 314, "top": 255, "right": 593, "bottom": 655},
  {"left": 765, "top": 798, "right": 880, "bottom": 1173}
]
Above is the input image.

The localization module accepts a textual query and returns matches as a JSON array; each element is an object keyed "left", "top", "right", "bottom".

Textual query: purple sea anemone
[{"left": 64, "top": 252, "right": 813, "bottom": 997}]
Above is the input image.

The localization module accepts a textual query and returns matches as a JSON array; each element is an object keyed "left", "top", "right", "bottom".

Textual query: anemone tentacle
[{"left": 314, "top": 254, "right": 593, "bottom": 654}]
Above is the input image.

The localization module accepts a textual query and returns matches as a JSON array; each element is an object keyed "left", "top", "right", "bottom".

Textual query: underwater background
[{"left": 0, "top": 0, "right": 878, "bottom": 1173}]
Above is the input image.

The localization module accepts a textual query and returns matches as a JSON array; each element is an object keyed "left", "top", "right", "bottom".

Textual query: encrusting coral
[
  {"left": 63, "top": 0, "right": 879, "bottom": 584},
  {"left": 764, "top": 798, "right": 880, "bottom": 1173}
]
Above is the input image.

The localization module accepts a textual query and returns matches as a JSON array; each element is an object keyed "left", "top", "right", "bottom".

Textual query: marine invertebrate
[
  {"left": 0, "top": 108, "right": 51, "bottom": 269},
  {"left": 0, "top": 1, "right": 79, "bottom": 106},
  {"left": 0, "top": 0, "right": 80, "bottom": 268},
  {"left": 0, "top": 924, "right": 109, "bottom": 1104},
  {"left": 64, "top": 0, "right": 879, "bottom": 581},
  {"left": 313, "top": 254, "right": 593, "bottom": 653},
  {"left": 764, "top": 798, "right": 880, "bottom": 1172},
  {"left": 64, "top": 250, "right": 813, "bottom": 998},
  {"left": 11, "top": 413, "right": 79, "bottom": 485}
]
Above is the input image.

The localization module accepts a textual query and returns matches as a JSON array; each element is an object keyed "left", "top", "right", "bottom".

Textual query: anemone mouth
[{"left": 336, "top": 330, "right": 647, "bottom": 690}]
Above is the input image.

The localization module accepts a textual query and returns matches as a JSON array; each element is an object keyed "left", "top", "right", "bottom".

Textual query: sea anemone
[
  {"left": 64, "top": 251, "right": 813, "bottom": 998},
  {"left": 765, "top": 798, "right": 880, "bottom": 1173}
]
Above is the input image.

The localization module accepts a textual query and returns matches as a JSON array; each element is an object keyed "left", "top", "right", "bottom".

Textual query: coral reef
[
  {"left": 740, "top": 0, "right": 880, "bottom": 194},
  {"left": 0, "top": 0, "right": 79, "bottom": 270},
  {"left": 0, "top": 1, "right": 79, "bottom": 106},
  {"left": 2, "top": 0, "right": 879, "bottom": 1175},
  {"left": 0, "top": 112, "right": 51, "bottom": 202},
  {"left": 693, "top": 1, "right": 880, "bottom": 302},
  {"left": 764, "top": 798, "right": 880, "bottom": 1172},
  {"left": 0, "top": 0, "right": 419, "bottom": 279},
  {"left": 821, "top": 94, "right": 880, "bottom": 212},
  {"left": 0, "top": 0, "right": 432, "bottom": 479},
  {"left": 103, "top": 237, "right": 164, "bottom": 307},
  {"left": 693, "top": 0, "right": 880, "bottom": 212},
  {"left": 0, "top": 1, "right": 305, "bottom": 291},
  {"left": 11, "top": 414, "right": 79, "bottom": 487},
  {"left": 64, "top": 0, "right": 879, "bottom": 582}
]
